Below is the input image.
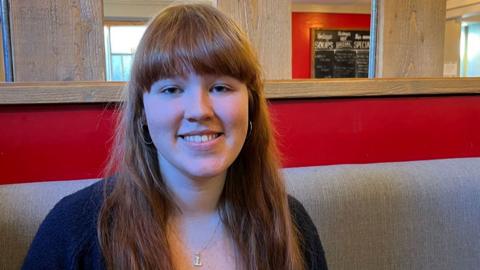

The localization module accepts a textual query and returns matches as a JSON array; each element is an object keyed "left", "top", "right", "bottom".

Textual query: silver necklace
[{"left": 192, "top": 217, "right": 222, "bottom": 267}]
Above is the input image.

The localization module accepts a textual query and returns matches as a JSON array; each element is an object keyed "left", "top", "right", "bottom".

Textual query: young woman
[{"left": 23, "top": 4, "right": 327, "bottom": 270}]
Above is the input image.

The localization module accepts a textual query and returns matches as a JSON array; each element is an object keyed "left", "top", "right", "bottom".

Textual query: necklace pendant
[{"left": 193, "top": 253, "right": 203, "bottom": 267}]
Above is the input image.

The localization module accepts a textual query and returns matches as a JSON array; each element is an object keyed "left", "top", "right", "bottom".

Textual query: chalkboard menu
[{"left": 312, "top": 29, "right": 370, "bottom": 78}]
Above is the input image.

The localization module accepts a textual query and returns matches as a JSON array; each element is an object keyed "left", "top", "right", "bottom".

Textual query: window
[
  {"left": 460, "top": 22, "right": 480, "bottom": 77},
  {"left": 104, "top": 23, "right": 147, "bottom": 81}
]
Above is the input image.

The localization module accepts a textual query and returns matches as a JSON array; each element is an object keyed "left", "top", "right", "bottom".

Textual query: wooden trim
[
  {"left": 0, "top": 81, "right": 125, "bottom": 104},
  {"left": 0, "top": 78, "right": 479, "bottom": 104},
  {"left": 265, "top": 78, "right": 480, "bottom": 98},
  {"left": 447, "top": 0, "right": 480, "bottom": 10},
  {"left": 446, "top": 3, "right": 480, "bottom": 19}
]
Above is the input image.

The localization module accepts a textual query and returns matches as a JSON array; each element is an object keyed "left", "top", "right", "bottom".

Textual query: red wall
[
  {"left": 271, "top": 97, "right": 480, "bottom": 167},
  {"left": 0, "top": 104, "right": 117, "bottom": 184},
  {"left": 292, "top": 12, "right": 371, "bottom": 78},
  {"left": 2, "top": 96, "right": 480, "bottom": 184}
]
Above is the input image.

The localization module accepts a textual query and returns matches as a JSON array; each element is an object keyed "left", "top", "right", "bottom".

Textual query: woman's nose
[{"left": 184, "top": 89, "right": 214, "bottom": 122}]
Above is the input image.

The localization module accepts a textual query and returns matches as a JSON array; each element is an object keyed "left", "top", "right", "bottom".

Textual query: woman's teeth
[{"left": 183, "top": 134, "right": 219, "bottom": 143}]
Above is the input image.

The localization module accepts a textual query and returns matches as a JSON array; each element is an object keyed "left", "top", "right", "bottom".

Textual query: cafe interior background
[
  {"left": 1, "top": 0, "right": 478, "bottom": 82},
  {"left": 1, "top": 0, "right": 479, "bottom": 182},
  {"left": 85, "top": 0, "right": 480, "bottom": 80},
  {"left": 102, "top": 0, "right": 480, "bottom": 80},
  {"left": 104, "top": 0, "right": 480, "bottom": 81},
  {"left": 1, "top": 1, "right": 480, "bottom": 269}
]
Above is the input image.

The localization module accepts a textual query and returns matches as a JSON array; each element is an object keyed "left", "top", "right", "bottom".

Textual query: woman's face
[{"left": 143, "top": 72, "right": 249, "bottom": 182}]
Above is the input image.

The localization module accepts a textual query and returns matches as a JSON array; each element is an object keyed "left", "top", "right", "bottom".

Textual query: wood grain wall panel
[
  {"left": 215, "top": 0, "right": 292, "bottom": 80},
  {"left": 444, "top": 19, "right": 461, "bottom": 76},
  {"left": 376, "top": 0, "right": 447, "bottom": 77},
  {"left": 2, "top": 78, "right": 480, "bottom": 104},
  {"left": 9, "top": 0, "right": 105, "bottom": 81}
]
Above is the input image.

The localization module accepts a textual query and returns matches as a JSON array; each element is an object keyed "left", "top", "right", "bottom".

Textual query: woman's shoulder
[
  {"left": 22, "top": 180, "right": 107, "bottom": 270},
  {"left": 58, "top": 179, "right": 105, "bottom": 210},
  {"left": 287, "top": 195, "right": 329, "bottom": 270},
  {"left": 44, "top": 179, "right": 106, "bottom": 231},
  {"left": 287, "top": 195, "right": 315, "bottom": 229}
]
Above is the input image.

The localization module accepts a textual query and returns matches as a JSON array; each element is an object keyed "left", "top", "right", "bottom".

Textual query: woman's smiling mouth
[
  {"left": 179, "top": 132, "right": 223, "bottom": 143},
  {"left": 180, "top": 133, "right": 223, "bottom": 143}
]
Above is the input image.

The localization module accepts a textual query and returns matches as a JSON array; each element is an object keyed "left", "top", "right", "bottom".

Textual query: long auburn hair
[{"left": 99, "top": 3, "right": 305, "bottom": 270}]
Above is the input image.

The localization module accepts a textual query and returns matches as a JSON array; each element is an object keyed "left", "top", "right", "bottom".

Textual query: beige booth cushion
[
  {"left": 1, "top": 158, "right": 479, "bottom": 269},
  {"left": 0, "top": 179, "right": 98, "bottom": 270},
  {"left": 284, "top": 157, "right": 480, "bottom": 270}
]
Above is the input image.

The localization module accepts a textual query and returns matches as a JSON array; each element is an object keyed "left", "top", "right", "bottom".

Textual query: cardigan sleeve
[
  {"left": 289, "top": 195, "right": 328, "bottom": 270},
  {"left": 22, "top": 181, "right": 105, "bottom": 270}
]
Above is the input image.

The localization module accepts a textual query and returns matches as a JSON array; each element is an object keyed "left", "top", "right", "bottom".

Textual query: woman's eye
[
  {"left": 160, "top": 86, "right": 182, "bottom": 94},
  {"left": 211, "top": 85, "right": 231, "bottom": 93}
]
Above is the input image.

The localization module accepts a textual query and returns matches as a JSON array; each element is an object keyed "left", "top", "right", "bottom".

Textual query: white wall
[{"left": 103, "top": 0, "right": 212, "bottom": 19}]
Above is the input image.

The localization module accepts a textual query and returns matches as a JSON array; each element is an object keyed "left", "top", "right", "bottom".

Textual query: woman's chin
[{"left": 183, "top": 163, "right": 229, "bottom": 182}]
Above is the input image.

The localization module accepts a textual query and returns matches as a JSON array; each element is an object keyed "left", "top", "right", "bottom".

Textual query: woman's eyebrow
[{"left": 149, "top": 79, "right": 177, "bottom": 91}]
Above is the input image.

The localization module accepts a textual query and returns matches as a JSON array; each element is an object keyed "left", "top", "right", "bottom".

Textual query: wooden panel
[
  {"left": 9, "top": 0, "right": 105, "bottom": 81},
  {"left": 215, "top": 0, "right": 292, "bottom": 80},
  {"left": 1, "top": 78, "right": 480, "bottom": 104},
  {"left": 376, "top": 0, "right": 447, "bottom": 77},
  {"left": 444, "top": 19, "right": 461, "bottom": 76}
]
